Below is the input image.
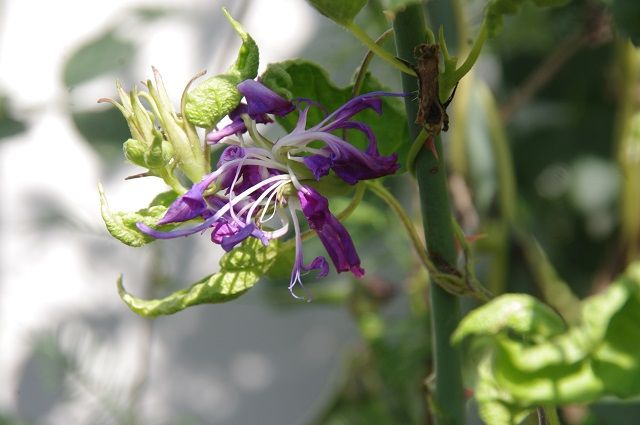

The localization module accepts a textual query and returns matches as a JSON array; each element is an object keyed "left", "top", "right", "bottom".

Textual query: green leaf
[
  {"left": 306, "top": 0, "right": 368, "bottom": 25},
  {"left": 184, "top": 74, "right": 243, "bottom": 128},
  {"left": 485, "top": 0, "right": 571, "bottom": 38},
  {"left": 63, "top": 31, "right": 136, "bottom": 87},
  {"left": 379, "top": 0, "right": 422, "bottom": 13},
  {"left": 454, "top": 263, "right": 640, "bottom": 425},
  {"left": 184, "top": 9, "right": 259, "bottom": 128},
  {"left": 261, "top": 60, "right": 410, "bottom": 167},
  {"left": 610, "top": 0, "right": 640, "bottom": 46},
  {"left": 99, "top": 184, "right": 171, "bottom": 247},
  {"left": 149, "top": 190, "right": 179, "bottom": 207},
  {"left": 117, "top": 239, "right": 280, "bottom": 316},
  {"left": 452, "top": 294, "right": 567, "bottom": 345}
]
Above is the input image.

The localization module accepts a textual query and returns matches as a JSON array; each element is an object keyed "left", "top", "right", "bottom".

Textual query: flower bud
[
  {"left": 145, "top": 132, "right": 174, "bottom": 169},
  {"left": 123, "top": 139, "right": 148, "bottom": 167}
]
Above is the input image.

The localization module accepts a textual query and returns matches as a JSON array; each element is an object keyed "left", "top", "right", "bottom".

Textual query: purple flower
[
  {"left": 139, "top": 82, "right": 404, "bottom": 297},
  {"left": 207, "top": 80, "right": 294, "bottom": 144}
]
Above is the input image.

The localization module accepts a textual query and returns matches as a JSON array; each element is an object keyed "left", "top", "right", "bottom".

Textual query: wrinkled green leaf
[
  {"left": 99, "top": 184, "right": 171, "bottom": 247},
  {"left": 306, "top": 0, "right": 367, "bottom": 25},
  {"left": 610, "top": 0, "right": 640, "bottom": 46},
  {"left": 118, "top": 239, "right": 280, "bottom": 316},
  {"left": 485, "top": 0, "right": 571, "bottom": 37},
  {"left": 261, "top": 60, "right": 410, "bottom": 167},
  {"left": 454, "top": 263, "right": 640, "bottom": 425},
  {"left": 184, "top": 75, "right": 243, "bottom": 128},
  {"left": 185, "top": 9, "right": 258, "bottom": 128},
  {"left": 452, "top": 294, "right": 567, "bottom": 344},
  {"left": 63, "top": 31, "right": 136, "bottom": 87}
]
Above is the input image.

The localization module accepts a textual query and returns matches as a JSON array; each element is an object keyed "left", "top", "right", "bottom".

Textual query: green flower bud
[
  {"left": 144, "top": 132, "right": 174, "bottom": 169},
  {"left": 123, "top": 138, "right": 148, "bottom": 167}
]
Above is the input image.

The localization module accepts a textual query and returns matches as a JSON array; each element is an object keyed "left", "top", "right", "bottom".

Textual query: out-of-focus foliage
[
  {"left": 608, "top": 0, "right": 640, "bottom": 46},
  {"left": 306, "top": 0, "right": 368, "bottom": 25},
  {"left": 485, "top": 0, "right": 572, "bottom": 37},
  {"left": 0, "top": 94, "right": 27, "bottom": 139},
  {"left": 454, "top": 262, "right": 640, "bottom": 425}
]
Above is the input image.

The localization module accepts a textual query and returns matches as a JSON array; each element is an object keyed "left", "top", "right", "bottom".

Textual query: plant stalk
[{"left": 394, "top": 5, "right": 466, "bottom": 425}]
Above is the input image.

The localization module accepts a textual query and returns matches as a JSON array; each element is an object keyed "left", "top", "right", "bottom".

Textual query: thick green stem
[{"left": 394, "top": 6, "right": 466, "bottom": 425}]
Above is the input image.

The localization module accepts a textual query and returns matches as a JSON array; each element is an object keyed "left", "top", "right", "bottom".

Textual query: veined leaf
[{"left": 117, "top": 239, "right": 279, "bottom": 316}]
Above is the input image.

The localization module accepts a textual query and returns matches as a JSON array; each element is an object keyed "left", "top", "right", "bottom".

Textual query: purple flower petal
[
  {"left": 206, "top": 81, "right": 294, "bottom": 144},
  {"left": 299, "top": 132, "right": 399, "bottom": 185},
  {"left": 330, "top": 150, "right": 399, "bottom": 185},
  {"left": 303, "top": 153, "right": 334, "bottom": 180},
  {"left": 157, "top": 172, "right": 219, "bottom": 224},
  {"left": 239, "top": 80, "right": 295, "bottom": 116},
  {"left": 219, "top": 222, "right": 269, "bottom": 252},
  {"left": 298, "top": 186, "right": 364, "bottom": 277},
  {"left": 304, "top": 256, "right": 329, "bottom": 277},
  {"left": 315, "top": 91, "right": 406, "bottom": 131}
]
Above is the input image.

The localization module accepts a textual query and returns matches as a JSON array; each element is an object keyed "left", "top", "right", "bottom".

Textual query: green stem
[
  {"left": 541, "top": 406, "right": 561, "bottom": 425},
  {"left": 352, "top": 28, "right": 395, "bottom": 97},
  {"left": 365, "top": 181, "right": 438, "bottom": 275},
  {"left": 394, "top": 6, "right": 466, "bottom": 425},
  {"left": 344, "top": 21, "right": 416, "bottom": 76},
  {"left": 158, "top": 168, "right": 187, "bottom": 194}
]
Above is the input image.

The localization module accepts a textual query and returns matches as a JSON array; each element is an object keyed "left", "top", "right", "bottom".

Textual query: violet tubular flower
[{"left": 139, "top": 80, "right": 403, "bottom": 297}]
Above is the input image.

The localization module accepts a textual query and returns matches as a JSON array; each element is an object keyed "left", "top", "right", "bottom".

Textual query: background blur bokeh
[{"left": 1, "top": 0, "right": 637, "bottom": 424}]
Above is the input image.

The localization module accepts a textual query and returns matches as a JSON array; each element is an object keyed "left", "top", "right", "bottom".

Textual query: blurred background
[{"left": 1, "top": 0, "right": 637, "bottom": 424}]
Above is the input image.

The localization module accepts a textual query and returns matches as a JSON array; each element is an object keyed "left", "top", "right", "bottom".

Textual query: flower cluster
[{"left": 138, "top": 80, "right": 402, "bottom": 297}]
